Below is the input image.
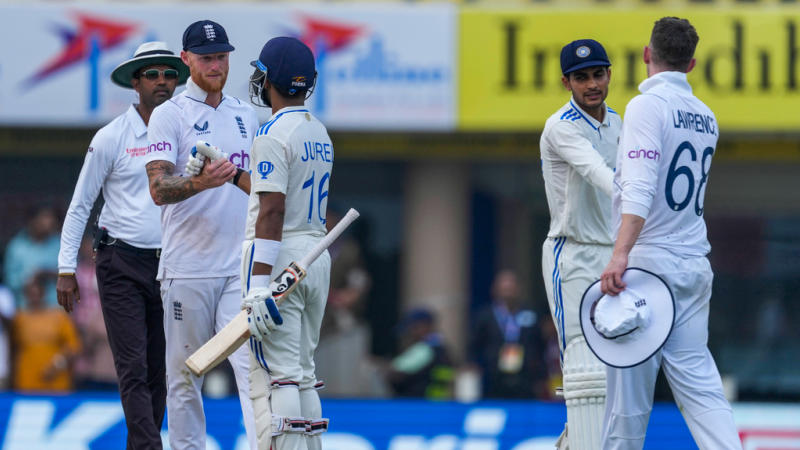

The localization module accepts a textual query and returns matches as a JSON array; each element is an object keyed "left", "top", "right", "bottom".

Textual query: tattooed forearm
[{"left": 146, "top": 160, "right": 201, "bottom": 205}]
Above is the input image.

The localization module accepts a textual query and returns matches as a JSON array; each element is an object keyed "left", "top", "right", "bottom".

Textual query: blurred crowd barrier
[{"left": 0, "top": 392, "right": 798, "bottom": 449}]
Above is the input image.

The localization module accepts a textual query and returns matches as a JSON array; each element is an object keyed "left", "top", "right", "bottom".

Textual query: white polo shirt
[
  {"left": 540, "top": 99, "right": 621, "bottom": 245},
  {"left": 58, "top": 105, "right": 161, "bottom": 273},
  {"left": 145, "top": 78, "right": 259, "bottom": 279},
  {"left": 246, "top": 106, "right": 333, "bottom": 241},
  {"left": 614, "top": 71, "right": 717, "bottom": 258}
]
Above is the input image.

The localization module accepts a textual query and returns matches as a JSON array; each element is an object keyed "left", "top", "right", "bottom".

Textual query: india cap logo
[{"left": 576, "top": 46, "right": 591, "bottom": 58}]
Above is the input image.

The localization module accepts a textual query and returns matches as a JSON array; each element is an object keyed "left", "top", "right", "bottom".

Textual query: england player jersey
[
  {"left": 144, "top": 78, "right": 259, "bottom": 279},
  {"left": 541, "top": 99, "right": 621, "bottom": 244},
  {"left": 614, "top": 71, "right": 717, "bottom": 257},
  {"left": 245, "top": 106, "right": 333, "bottom": 241},
  {"left": 59, "top": 105, "right": 161, "bottom": 273}
]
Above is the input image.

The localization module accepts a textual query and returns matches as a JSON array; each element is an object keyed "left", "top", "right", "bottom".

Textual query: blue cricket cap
[
  {"left": 560, "top": 39, "right": 611, "bottom": 75},
  {"left": 251, "top": 37, "right": 316, "bottom": 96},
  {"left": 183, "top": 20, "right": 235, "bottom": 55}
]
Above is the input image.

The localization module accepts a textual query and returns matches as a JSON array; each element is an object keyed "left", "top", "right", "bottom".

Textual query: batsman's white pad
[
  {"left": 271, "top": 416, "right": 308, "bottom": 436},
  {"left": 301, "top": 386, "right": 326, "bottom": 450},
  {"left": 249, "top": 351, "right": 272, "bottom": 450},
  {"left": 562, "top": 336, "right": 606, "bottom": 450},
  {"left": 270, "top": 380, "right": 304, "bottom": 449}
]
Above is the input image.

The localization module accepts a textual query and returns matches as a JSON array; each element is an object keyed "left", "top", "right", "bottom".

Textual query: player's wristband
[
  {"left": 232, "top": 168, "right": 245, "bottom": 186},
  {"left": 253, "top": 238, "right": 281, "bottom": 266},
  {"left": 58, "top": 272, "right": 75, "bottom": 277},
  {"left": 250, "top": 275, "right": 270, "bottom": 289}
]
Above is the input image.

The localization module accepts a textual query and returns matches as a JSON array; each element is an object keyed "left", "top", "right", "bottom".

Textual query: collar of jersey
[
  {"left": 125, "top": 104, "right": 147, "bottom": 138},
  {"left": 638, "top": 71, "right": 691, "bottom": 95},
  {"left": 568, "top": 99, "right": 609, "bottom": 130},
  {"left": 184, "top": 77, "right": 226, "bottom": 106},
  {"left": 267, "top": 105, "right": 309, "bottom": 121}
]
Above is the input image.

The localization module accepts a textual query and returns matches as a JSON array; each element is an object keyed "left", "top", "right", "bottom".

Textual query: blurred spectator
[
  {"left": 469, "top": 270, "right": 548, "bottom": 399},
  {"left": 315, "top": 208, "right": 388, "bottom": 397},
  {"left": 0, "top": 284, "right": 15, "bottom": 390},
  {"left": 387, "top": 308, "right": 454, "bottom": 399},
  {"left": 540, "top": 316, "right": 563, "bottom": 400},
  {"left": 72, "top": 237, "right": 117, "bottom": 390},
  {"left": 3, "top": 205, "right": 61, "bottom": 307},
  {"left": 12, "top": 274, "right": 81, "bottom": 392}
]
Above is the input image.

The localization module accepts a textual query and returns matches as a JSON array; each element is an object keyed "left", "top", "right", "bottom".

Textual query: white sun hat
[{"left": 580, "top": 267, "right": 675, "bottom": 368}]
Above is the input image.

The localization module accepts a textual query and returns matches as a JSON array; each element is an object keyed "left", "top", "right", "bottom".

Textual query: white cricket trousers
[
  {"left": 542, "top": 237, "right": 612, "bottom": 356},
  {"left": 242, "top": 235, "right": 331, "bottom": 450},
  {"left": 161, "top": 276, "right": 257, "bottom": 450},
  {"left": 601, "top": 248, "right": 741, "bottom": 450}
]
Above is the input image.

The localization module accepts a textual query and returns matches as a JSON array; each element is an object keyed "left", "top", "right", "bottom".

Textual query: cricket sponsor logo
[
  {"left": 194, "top": 121, "right": 210, "bottom": 135},
  {"left": 0, "top": 395, "right": 783, "bottom": 449},
  {"left": 258, "top": 161, "right": 274, "bottom": 179},
  {"left": 126, "top": 146, "right": 148, "bottom": 157},
  {"left": 147, "top": 141, "right": 172, "bottom": 154},
  {"left": 627, "top": 148, "right": 661, "bottom": 161},
  {"left": 229, "top": 150, "right": 250, "bottom": 170},
  {"left": 460, "top": 10, "right": 800, "bottom": 131}
]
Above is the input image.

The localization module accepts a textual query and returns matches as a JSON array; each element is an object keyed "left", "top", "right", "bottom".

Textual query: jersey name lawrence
[
  {"left": 144, "top": 79, "right": 259, "bottom": 279},
  {"left": 246, "top": 106, "right": 333, "bottom": 241},
  {"left": 614, "top": 71, "right": 718, "bottom": 257},
  {"left": 540, "top": 100, "right": 621, "bottom": 245}
]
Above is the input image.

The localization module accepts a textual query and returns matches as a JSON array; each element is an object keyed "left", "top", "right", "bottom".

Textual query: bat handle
[{"left": 298, "top": 208, "right": 359, "bottom": 268}]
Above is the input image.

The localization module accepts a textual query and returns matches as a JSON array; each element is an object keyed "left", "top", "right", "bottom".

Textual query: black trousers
[{"left": 95, "top": 243, "right": 166, "bottom": 450}]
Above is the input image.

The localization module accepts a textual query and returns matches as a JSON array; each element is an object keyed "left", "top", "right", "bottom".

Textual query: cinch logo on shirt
[
  {"left": 229, "top": 150, "right": 250, "bottom": 170},
  {"left": 126, "top": 146, "right": 149, "bottom": 157},
  {"left": 148, "top": 141, "right": 172, "bottom": 153},
  {"left": 194, "top": 121, "right": 210, "bottom": 135},
  {"left": 258, "top": 161, "right": 274, "bottom": 179},
  {"left": 627, "top": 148, "right": 660, "bottom": 161}
]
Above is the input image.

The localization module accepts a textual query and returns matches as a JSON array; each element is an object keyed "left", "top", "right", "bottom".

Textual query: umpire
[{"left": 57, "top": 42, "right": 189, "bottom": 449}]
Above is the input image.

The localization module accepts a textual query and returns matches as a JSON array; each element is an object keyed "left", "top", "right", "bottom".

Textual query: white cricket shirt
[
  {"left": 540, "top": 99, "right": 621, "bottom": 244},
  {"left": 144, "top": 78, "right": 259, "bottom": 279},
  {"left": 614, "top": 71, "right": 718, "bottom": 257},
  {"left": 58, "top": 105, "right": 161, "bottom": 273},
  {"left": 246, "top": 106, "right": 333, "bottom": 241}
]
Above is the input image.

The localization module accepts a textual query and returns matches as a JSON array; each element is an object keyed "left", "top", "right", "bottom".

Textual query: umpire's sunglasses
[{"left": 138, "top": 69, "right": 179, "bottom": 81}]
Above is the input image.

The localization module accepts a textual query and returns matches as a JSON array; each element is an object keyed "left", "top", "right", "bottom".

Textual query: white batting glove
[
  {"left": 242, "top": 287, "right": 283, "bottom": 342},
  {"left": 185, "top": 149, "right": 206, "bottom": 176}
]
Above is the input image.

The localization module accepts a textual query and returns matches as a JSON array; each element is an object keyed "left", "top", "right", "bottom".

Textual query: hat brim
[
  {"left": 579, "top": 267, "right": 675, "bottom": 368},
  {"left": 563, "top": 61, "right": 611, "bottom": 75},
  {"left": 111, "top": 55, "right": 190, "bottom": 89},
  {"left": 186, "top": 43, "right": 235, "bottom": 55}
]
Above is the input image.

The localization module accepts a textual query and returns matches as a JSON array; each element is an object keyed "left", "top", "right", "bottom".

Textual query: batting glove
[
  {"left": 242, "top": 287, "right": 283, "bottom": 342},
  {"left": 186, "top": 145, "right": 230, "bottom": 177}
]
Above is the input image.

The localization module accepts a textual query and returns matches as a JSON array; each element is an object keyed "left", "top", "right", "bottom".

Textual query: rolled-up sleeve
[
  {"left": 546, "top": 121, "right": 614, "bottom": 197},
  {"left": 618, "top": 95, "right": 664, "bottom": 219}
]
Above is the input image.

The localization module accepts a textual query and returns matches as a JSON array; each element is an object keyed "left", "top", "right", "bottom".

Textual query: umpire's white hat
[
  {"left": 579, "top": 267, "right": 675, "bottom": 368},
  {"left": 111, "top": 41, "right": 189, "bottom": 89}
]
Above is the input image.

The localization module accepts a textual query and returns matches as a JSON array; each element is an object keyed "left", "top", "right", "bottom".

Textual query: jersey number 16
[{"left": 302, "top": 170, "right": 330, "bottom": 225}]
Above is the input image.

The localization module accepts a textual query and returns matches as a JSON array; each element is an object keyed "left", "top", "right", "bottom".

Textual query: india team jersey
[
  {"left": 540, "top": 99, "right": 621, "bottom": 244},
  {"left": 144, "top": 79, "right": 259, "bottom": 279},
  {"left": 245, "top": 106, "right": 332, "bottom": 241},
  {"left": 614, "top": 71, "right": 718, "bottom": 257}
]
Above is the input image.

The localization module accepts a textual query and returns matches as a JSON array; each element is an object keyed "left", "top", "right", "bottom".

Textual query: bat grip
[{"left": 298, "top": 208, "right": 359, "bottom": 268}]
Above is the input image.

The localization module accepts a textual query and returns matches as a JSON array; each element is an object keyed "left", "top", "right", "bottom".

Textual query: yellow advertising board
[{"left": 459, "top": 9, "right": 800, "bottom": 132}]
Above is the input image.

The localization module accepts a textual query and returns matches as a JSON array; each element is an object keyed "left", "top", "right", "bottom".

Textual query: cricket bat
[{"left": 185, "top": 208, "right": 360, "bottom": 376}]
